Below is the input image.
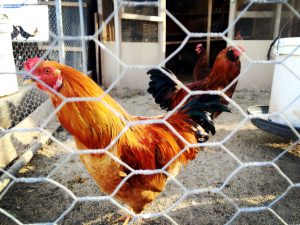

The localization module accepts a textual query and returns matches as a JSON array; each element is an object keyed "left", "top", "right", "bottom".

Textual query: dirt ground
[{"left": 0, "top": 89, "right": 300, "bottom": 225}]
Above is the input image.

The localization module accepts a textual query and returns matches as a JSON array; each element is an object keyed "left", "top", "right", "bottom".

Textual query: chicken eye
[{"left": 44, "top": 68, "right": 50, "bottom": 73}]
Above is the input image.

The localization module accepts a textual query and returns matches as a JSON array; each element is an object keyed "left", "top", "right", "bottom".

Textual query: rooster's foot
[
  {"left": 111, "top": 209, "right": 132, "bottom": 225},
  {"left": 196, "top": 130, "right": 209, "bottom": 143}
]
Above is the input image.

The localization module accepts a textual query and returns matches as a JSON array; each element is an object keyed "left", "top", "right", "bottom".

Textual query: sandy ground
[{"left": 0, "top": 90, "right": 300, "bottom": 225}]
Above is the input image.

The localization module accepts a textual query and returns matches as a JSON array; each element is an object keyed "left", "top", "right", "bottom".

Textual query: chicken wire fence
[
  {"left": 0, "top": 0, "right": 300, "bottom": 224},
  {"left": 11, "top": 0, "right": 88, "bottom": 74},
  {"left": 1, "top": 0, "right": 88, "bottom": 130}
]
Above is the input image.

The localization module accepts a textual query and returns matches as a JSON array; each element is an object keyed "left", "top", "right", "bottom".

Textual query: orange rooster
[
  {"left": 193, "top": 43, "right": 210, "bottom": 81},
  {"left": 148, "top": 45, "right": 243, "bottom": 119},
  {"left": 24, "top": 57, "right": 229, "bottom": 223}
]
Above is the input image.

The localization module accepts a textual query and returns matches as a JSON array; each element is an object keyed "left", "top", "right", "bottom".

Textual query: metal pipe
[
  {"left": 55, "top": 0, "right": 65, "bottom": 64},
  {"left": 78, "top": 0, "right": 88, "bottom": 75}
]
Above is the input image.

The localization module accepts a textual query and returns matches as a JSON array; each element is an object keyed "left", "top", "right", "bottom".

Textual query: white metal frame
[{"left": 98, "top": 0, "right": 166, "bottom": 91}]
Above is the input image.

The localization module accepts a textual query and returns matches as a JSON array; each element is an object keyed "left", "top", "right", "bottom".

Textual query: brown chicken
[
  {"left": 193, "top": 43, "right": 211, "bottom": 81},
  {"left": 24, "top": 57, "right": 229, "bottom": 223},
  {"left": 147, "top": 45, "right": 243, "bottom": 119}
]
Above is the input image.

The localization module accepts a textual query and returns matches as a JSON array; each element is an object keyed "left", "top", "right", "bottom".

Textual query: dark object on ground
[{"left": 248, "top": 105, "right": 300, "bottom": 139}]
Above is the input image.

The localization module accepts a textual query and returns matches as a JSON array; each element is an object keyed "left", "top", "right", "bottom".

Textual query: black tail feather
[
  {"left": 179, "top": 95, "right": 231, "bottom": 135},
  {"left": 147, "top": 68, "right": 231, "bottom": 135},
  {"left": 147, "top": 68, "right": 178, "bottom": 110}
]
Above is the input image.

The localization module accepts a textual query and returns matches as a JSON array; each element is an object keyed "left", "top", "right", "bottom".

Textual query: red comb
[
  {"left": 196, "top": 43, "right": 202, "bottom": 49},
  {"left": 195, "top": 43, "right": 203, "bottom": 54},
  {"left": 24, "top": 57, "right": 41, "bottom": 71},
  {"left": 232, "top": 45, "right": 245, "bottom": 57}
]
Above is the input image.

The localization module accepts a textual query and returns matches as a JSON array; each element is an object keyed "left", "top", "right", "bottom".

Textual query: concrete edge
[{"left": 0, "top": 99, "right": 60, "bottom": 169}]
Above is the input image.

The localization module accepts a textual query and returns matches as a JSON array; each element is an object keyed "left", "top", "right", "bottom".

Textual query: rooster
[
  {"left": 24, "top": 57, "right": 230, "bottom": 223},
  {"left": 193, "top": 43, "right": 210, "bottom": 81},
  {"left": 148, "top": 45, "right": 243, "bottom": 119},
  {"left": 11, "top": 25, "right": 20, "bottom": 40},
  {"left": 18, "top": 25, "right": 35, "bottom": 40}
]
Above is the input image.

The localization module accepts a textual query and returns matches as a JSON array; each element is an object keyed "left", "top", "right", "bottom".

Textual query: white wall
[
  {"left": 102, "top": 40, "right": 276, "bottom": 92},
  {"left": 101, "top": 42, "right": 118, "bottom": 88},
  {"left": 233, "top": 40, "right": 275, "bottom": 91},
  {"left": 101, "top": 42, "right": 163, "bottom": 90}
]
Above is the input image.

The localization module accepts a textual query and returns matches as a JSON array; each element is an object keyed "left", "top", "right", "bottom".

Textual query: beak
[
  {"left": 23, "top": 78, "right": 34, "bottom": 85},
  {"left": 23, "top": 74, "right": 34, "bottom": 85}
]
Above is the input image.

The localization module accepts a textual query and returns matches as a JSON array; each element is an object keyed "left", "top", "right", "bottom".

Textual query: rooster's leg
[{"left": 111, "top": 209, "right": 132, "bottom": 225}]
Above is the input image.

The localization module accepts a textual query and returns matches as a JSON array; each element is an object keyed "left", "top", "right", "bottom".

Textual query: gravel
[{"left": 0, "top": 90, "right": 299, "bottom": 225}]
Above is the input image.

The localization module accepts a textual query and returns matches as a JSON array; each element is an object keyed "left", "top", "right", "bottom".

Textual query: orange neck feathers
[
  {"left": 44, "top": 62, "right": 132, "bottom": 150},
  {"left": 204, "top": 50, "right": 241, "bottom": 89}
]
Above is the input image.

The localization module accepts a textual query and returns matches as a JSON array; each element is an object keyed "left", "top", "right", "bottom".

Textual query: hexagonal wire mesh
[
  {"left": 1, "top": 0, "right": 89, "bottom": 130},
  {"left": 0, "top": 0, "right": 300, "bottom": 224}
]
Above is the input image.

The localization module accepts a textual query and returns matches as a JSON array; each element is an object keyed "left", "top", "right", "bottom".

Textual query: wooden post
[
  {"left": 159, "top": 0, "right": 166, "bottom": 64},
  {"left": 206, "top": 0, "right": 212, "bottom": 61},
  {"left": 273, "top": 4, "right": 282, "bottom": 39},
  {"left": 228, "top": 0, "right": 237, "bottom": 41},
  {"left": 113, "top": 0, "right": 122, "bottom": 96}
]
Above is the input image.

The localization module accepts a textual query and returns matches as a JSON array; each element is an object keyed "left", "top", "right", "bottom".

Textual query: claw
[
  {"left": 196, "top": 129, "right": 209, "bottom": 143},
  {"left": 111, "top": 215, "right": 131, "bottom": 225},
  {"left": 110, "top": 209, "right": 133, "bottom": 225}
]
